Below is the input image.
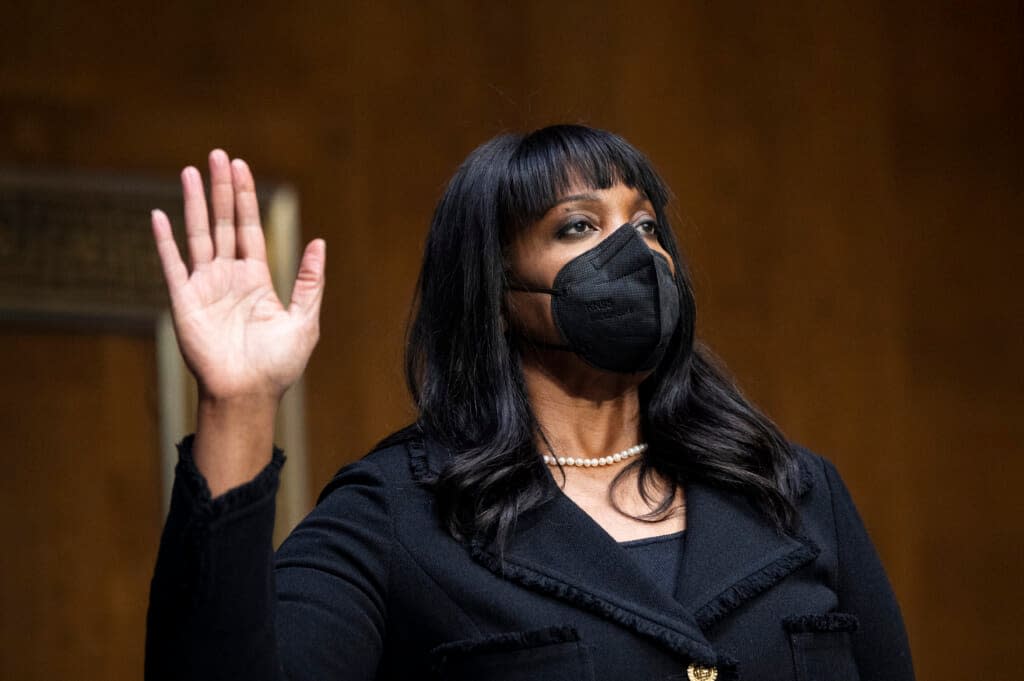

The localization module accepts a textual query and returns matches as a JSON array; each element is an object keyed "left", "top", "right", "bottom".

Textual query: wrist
[
  {"left": 197, "top": 392, "right": 281, "bottom": 421},
  {"left": 193, "top": 395, "right": 280, "bottom": 498}
]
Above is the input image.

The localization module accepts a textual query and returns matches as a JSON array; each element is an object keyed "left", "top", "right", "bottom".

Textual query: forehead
[{"left": 545, "top": 182, "right": 654, "bottom": 214}]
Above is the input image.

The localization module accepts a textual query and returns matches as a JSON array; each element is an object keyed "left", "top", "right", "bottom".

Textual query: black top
[{"left": 618, "top": 529, "right": 686, "bottom": 597}]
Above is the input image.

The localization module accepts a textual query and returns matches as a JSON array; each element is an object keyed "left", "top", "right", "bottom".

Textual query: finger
[
  {"left": 289, "top": 238, "right": 326, "bottom": 318},
  {"left": 151, "top": 209, "right": 189, "bottom": 298},
  {"left": 208, "top": 149, "right": 236, "bottom": 259},
  {"left": 181, "top": 166, "right": 213, "bottom": 269},
  {"left": 231, "top": 158, "right": 267, "bottom": 262}
]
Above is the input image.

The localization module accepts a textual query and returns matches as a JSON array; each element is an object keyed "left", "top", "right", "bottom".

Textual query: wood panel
[
  {"left": 0, "top": 1, "right": 1020, "bottom": 678},
  {"left": 0, "top": 327, "right": 162, "bottom": 680}
]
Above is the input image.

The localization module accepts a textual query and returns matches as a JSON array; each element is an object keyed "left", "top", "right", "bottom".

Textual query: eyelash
[
  {"left": 555, "top": 220, "right": 596, "bottom": 239},
  {"left": 556, "top": 219, "right": 660, "bottom": 240},
  {"left": 635, "top": 219, "right": 659, "bottom": 236}
]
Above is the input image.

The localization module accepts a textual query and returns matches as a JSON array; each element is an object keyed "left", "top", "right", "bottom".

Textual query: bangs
[{"left": 500, "top": 125, "right": 670, "bottom": 233}]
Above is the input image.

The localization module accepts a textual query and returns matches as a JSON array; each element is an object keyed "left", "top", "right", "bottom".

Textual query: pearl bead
[{"left": 542, "top": 443, "right": 647, "bottom": 468}]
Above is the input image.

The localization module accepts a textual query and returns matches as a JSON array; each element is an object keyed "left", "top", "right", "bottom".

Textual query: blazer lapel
[
  {"left": 469, "top": 480, "right": 721, "bottom": 667},
  {"left": 411, "top": 436, "right": 818, "bottom": 665},
  {"left": 675, "top": 474, "right": 820, "bottom": 629},
  {"left": 412, "top": 436, "right": 719, "bottom": 666}
]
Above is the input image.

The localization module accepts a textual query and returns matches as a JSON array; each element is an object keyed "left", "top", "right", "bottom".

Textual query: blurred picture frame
[{"left": 0, "top": 168, "right": 310, "bottom": 546}]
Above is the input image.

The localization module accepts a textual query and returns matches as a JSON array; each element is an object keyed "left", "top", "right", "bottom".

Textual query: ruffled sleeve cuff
[{"left": 173, "top": 433, "right": 287, "bottom": 521}]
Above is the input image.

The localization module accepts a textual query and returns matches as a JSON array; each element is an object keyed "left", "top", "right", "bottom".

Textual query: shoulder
[
  {"left": 314, "top": 423, "right": 427, "bottom": 505},
  {"left": 785, "top": 441, "right": 870, "bottom": 544},
  {"left": 788, "top": 440, "right": 847, "bottom": 500},
  {"left": 781, "top": 441, "right": 843, "bottom": 523},
  {"left": 789, "top": 442, "right": 868, "bottom": 528},
  {"left": 298, "top": 426, "right": 450, "bottom": 562}
]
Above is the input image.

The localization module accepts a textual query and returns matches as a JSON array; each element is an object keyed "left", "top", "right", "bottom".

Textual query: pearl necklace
[{"left": 542, "top": 443, "right": 647, "bottom": 467}]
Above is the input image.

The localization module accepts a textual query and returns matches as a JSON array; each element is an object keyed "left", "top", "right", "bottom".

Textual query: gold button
[{"left": 687, "top": 662, "right": 718, "bottom": 681}]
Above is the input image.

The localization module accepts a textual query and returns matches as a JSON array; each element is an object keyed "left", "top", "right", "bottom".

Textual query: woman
[{"left": 145, "top": 125, "right": 914, "bottom": 681}]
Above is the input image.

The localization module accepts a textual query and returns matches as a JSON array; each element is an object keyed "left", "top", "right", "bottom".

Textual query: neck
[{"left": 519, "top": 349, "right": 646, "bottom": 462}]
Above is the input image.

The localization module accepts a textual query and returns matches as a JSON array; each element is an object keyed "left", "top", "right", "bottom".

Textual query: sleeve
[
  {"left": 145, "top": 435, "right": 393, "bottom": 681},
  {"left": 820, "top": 457, "right": 916, "bottom": 681}
]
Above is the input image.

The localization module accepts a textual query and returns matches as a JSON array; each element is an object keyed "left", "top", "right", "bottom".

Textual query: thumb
[{"left": 289, "top": 238, "right": 326, "bottom": 318}]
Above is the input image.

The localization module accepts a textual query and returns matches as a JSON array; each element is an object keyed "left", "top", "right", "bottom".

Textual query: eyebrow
[
  {"left": 552, "top": 192, "right": 600, "bottom": 208},
  {"left": 549, "top": 191, "right": 653, "bottom": 211}
]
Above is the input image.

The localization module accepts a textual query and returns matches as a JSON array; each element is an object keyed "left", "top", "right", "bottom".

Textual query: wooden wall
[{"left": 2, "top": 1, "right": 1021, "bottom": 679}]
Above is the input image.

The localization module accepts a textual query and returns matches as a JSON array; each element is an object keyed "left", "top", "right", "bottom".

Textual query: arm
[
  {"left": 145, "top": 436, "right": 286, "bottom": 681},
  {"left": 821, "top": 458, "right": 916, "bottom": 681},
  {"left": 145, "top": 150, "right": 332, "bottom": 679},
  {"left": 274, "top": 458, "right": 393, "bottom": 680},
  {"left": 145, "top": 438, "right": 392, "bottom": 681}
]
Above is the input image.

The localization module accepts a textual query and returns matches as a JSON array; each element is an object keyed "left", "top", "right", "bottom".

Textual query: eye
[
  {"left": 635, "top": 219, "right": 659, "bottom": 236},
  {"left": 556, "top": 219, "right": 597, "bottom": 240}
]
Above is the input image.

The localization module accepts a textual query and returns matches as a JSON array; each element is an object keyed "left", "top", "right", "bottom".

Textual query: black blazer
[{"left": 146, "top": 432, "right": 915, "bottom": 681}]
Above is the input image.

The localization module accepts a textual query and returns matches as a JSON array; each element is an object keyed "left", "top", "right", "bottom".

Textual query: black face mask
[{"left": 507, "top": 223, "right": 681, "bottom": 373}]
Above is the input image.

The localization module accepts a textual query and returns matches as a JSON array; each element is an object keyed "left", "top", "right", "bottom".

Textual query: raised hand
[
  {"left": 151, "top": 149, "right": 325, "bottom": 403},
  {"left": 151, "top": 150, "right": 325, "bottom": 493}
]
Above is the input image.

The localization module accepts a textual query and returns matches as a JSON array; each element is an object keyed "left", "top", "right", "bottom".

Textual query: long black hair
[{"left": 378, "top": 124, "right": 803, "bottom": 551}]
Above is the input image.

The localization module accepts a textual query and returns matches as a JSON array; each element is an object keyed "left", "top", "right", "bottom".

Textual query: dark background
[{"left": 1, "top": 2, "right": 1021, "bottom": 679}]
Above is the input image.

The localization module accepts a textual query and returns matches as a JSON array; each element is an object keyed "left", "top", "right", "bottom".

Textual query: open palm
[{"left": 151, "top": 150, "right": 325, "bottom": 402}]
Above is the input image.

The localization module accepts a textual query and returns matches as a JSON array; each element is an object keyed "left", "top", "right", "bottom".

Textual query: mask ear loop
[
  {"left": 506, "top": 283, "right": 561, "bottom": 296},
  {"left": 503, "top": 283, "right": 573, "bottom": 352}
]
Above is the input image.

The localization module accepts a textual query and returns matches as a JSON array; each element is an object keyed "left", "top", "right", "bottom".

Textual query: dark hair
[{"left": 378, "top": 124, "right": 802, "bottom": 553}]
